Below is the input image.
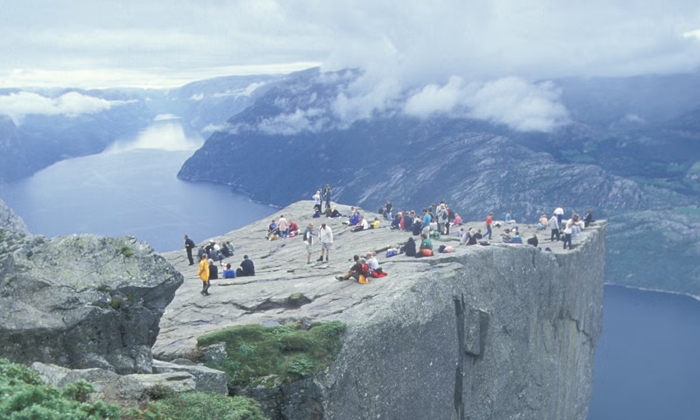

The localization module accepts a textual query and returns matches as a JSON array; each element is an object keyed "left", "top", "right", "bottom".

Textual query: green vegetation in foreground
[
  {"left": 197, "top": 321, "right": 347, "bottom": 388},
  {"left": 0, "top": 358, "right": 267, "bottom": 420}
]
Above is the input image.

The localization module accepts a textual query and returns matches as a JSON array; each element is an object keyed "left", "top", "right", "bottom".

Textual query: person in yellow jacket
[{"left": 198, "top": 254, "right": 210, "bottom": 296}]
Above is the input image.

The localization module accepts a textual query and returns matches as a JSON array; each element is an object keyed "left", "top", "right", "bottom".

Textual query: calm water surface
[
  {"left": 588, "top": 285, "right": 700, "bottom": 420},
  {"left": 1, "top": 118, "right": 699, "bottom": 419},
  {"left": 0, "top": 118, "right": 275, "bottom": 251}
]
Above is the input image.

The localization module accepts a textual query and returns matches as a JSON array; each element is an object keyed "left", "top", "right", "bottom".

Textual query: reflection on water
[
  {"left": 106, "top": 116, "right": 203, "bottom": 153},
  {"left": 0, "top": 117, "right": 273, "bottom": 251}
]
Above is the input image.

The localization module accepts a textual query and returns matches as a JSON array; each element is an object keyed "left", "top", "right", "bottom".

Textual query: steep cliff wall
[
  {"left": 322, "top": 225, "right": 605, "bottom": 420},
  {"left": 158, "top": 201, "right": 605, "bottom": 420}
]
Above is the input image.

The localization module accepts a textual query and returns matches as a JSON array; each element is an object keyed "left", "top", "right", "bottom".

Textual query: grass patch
[
  {"left": 197, "top": 321, "right": 347, "bottom": 388},
  {"left": 151, "top": 392, "right": 267, "bottom": 420},
  {"left": 0, "top": 358, "right": 268, "bottom": 420}
]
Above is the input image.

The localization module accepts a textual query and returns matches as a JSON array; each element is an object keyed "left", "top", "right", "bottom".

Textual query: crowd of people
[
  {"left": 186, "top": 235, "right": 256, "bottom": 297},
  {"left": 185, "top": 182, "right": 596, "bottom": 292}
]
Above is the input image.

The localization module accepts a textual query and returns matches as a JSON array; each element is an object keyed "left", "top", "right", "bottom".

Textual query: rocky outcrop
[
  {"left": 0, "top": 230, "right": 183, "bottom": 374},
  {"left": 0, "top": 196, "right": 28, "bottom": 235},
  {"left": 31, "top": 362, "right": 197, "bottom": 406},
  {"left": 152, "top": 359, "right": 228, "bottom": 394},
  {"left": 157, "top": 200, "right": 606, "bottom": 419}
]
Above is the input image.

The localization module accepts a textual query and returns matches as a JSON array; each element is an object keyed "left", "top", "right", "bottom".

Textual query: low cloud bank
[{"left": 0, "top": 91, "right": 134, "bottom": 124}]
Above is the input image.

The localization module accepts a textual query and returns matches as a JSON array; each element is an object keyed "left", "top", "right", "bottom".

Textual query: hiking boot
[
  {"left": 335, "top": 276, "right": 344, "bottom": 281},
  {"left": 317, "top": 256, "right": 324, "bottom": 262},
  {"left": 325, "top": 256, "right": 329, "bottom": 262}
]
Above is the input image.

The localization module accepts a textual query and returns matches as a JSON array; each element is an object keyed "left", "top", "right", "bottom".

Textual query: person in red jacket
[{"left": 485, "top": 213, "right": 493, "bottom": 240}]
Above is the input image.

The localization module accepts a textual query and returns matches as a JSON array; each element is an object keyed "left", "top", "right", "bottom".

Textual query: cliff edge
[{"left": 158, "top": 201, "right": 605, "bottom": 420}]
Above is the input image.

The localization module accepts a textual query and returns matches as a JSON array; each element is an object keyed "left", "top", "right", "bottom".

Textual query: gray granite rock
[
  {"left": 156, "top": 200, "right": 606, "bottom": 420},
  {"left": 0, "top": 196, "right": 28, "bottom": 235},
  {"left": 31, "top": 362, "right": 196, "bottom": 406},
  {"left": 152, "top": 359, "right": 228, "bottom": 395},
  {"left": 1, "top": 232, "right": 183, "bottom": 374}
]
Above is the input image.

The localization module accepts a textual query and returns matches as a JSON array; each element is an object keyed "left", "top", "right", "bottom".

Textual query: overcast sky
[{"left": 1, "top": 0, "right": 698, "bottom": 89}]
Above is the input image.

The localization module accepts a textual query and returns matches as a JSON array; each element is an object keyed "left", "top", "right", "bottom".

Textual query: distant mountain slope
[{"left": 178, "top": 68, "right": 700, "bottom": 295}]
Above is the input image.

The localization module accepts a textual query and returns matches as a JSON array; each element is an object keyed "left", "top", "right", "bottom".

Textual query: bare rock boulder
[{"left": 0, "top": 231, "right": 183, "bottom": 374}]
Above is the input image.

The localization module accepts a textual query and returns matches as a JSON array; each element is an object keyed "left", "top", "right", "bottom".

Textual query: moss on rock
[{"left": 197, "top": 321, "right": 346, "bottom": 388}]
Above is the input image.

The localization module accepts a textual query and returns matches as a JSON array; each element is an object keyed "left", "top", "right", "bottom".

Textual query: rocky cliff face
[
  {"left": 0, "top": 197, "right": 183, "bottom": 374},
  {"left": 158, "top": 201, "right": 605, "bottom": 419},
  {"left": 0, "top": 195, "right": 28, "bottom": 235}
]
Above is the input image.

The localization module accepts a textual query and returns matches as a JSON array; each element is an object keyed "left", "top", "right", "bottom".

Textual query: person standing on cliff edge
[
  {"left": 304, "top": 223, "right": 314, "bottom": 264},
  {"left": 318, "top": 223, "right": 333, "bottom": 262},
  {"left": 323, "top": 184, "right": 332, "bottom": 209},
  {"left": 184, "top": 235, "right": 195, "bottom": 265},
  {"left": 198, "top": 254, "right": 210, "bottom": 296},
  {"left": 485, "top": 213, "right": 493, "bottom": 240}
]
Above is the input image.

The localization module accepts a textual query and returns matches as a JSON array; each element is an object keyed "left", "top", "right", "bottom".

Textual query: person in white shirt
[{"left": 317, "top": 223, "right": 333, "bottom": 262}]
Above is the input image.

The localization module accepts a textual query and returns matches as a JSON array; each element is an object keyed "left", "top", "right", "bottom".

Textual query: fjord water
[
  {"left": 1, "top": 118, "right": 699, "bottom": 419},
  {"left": 587, "top": 285, "right": 700, "bottom": 420},
  {"left": 0, "top": 117, "right": 275, "bottom": 252}
]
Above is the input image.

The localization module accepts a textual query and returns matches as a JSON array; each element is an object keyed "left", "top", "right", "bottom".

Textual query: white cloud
[
  {"left": 465, "top": 78, "right": 569, "bottom": 132},
  {"left": 0, "top": 91, "right": 135, "bottom": 124},
  {"left": 404, "top": 76, "right": 465, "bottom": 117},
  {"left": 403, "top": 76, "right": 569, "bottom": 132},
  {"left": 212, "top": 82, "right": 267, "bottom": 98},
  {"left": 1, "top": 0, "right": 698, "bottom": 89},
  {"left": 257, "top": 108, "right": 327, "bottom": 135},
  {"left": 684, "top": 29, "right": 700, "bottom": 39}
]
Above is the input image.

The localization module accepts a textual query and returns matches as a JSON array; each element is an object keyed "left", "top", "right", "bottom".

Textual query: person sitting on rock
[
  {"left": 352, "top": 215, "right": 369, "bottom": 232},
  {"left": 538, "top": 214, "right": 548, "bottom": 230},
  {"left": 402, "top": 237, "right": 417, "bottom": 257},
  {"left": 208, "top": 259, "right": 219, "bottom": 280},
  {"left": 412, "top": 213, "right": 423, "bottom": 236},
  {"left": 267, "top": 220, "right": 278, "bottom": 238},
  {"left": 345, "top": 210, "right": 361, "bottom": 226},
  {"left": 527, "top": 234, "right": 539, "bottom": 247},
  {"left": 222, "top": 263, "right": 236, "bottom": 278},
  {"left": 336, "top": 255, "right": 363, "bottom": 281},
  {"left": 505, "top": 210, "right": 516, "bottom": 224},
  {"left": 236, "top": 255, "right": 255, "bottom": 277},
  {"left": 453, "top": 213, "right": 463, "bottom": 226},
  {"left": 365, "top": 252, "right": 386, "bottom": 277},
  {"left": 324, "top": 205, "right": 333, "bottom": 218},
  {"left": 391, "top": 212, "right": 402, "bottom": 230},
  {"left": 330, "top": 207, "right": 342, "bottom": 218},
  {"left": 198, "top": 254, "right": 210, "bottom": 296},
  {"left": 510, "top": 229, "right": 523, "bottom": 244},
  {"left": 418, "top": 233, "right": 433, "bottom": 257},
  {"left": 220, "top": 242, "right": 233, "bottom": 258},
  {"left": 403, "top": 211, "right": 413, "bottom": 232},
  {"left": 289, "top": 220, "right": 299, "bottom": 237},
  {"left": 371, "top": 217, "right": 380, "bottom": 229}
]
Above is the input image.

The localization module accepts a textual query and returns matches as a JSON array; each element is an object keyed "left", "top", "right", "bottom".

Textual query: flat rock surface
[{"left": 156, "top": 200, "right": 590, "bottom": 359}]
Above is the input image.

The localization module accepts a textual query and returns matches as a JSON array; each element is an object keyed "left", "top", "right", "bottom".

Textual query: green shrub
[
  {"left": 62, "top": 379, "right": 94, "bottom": 402},
  {"left": 153, "top": 392, "right": 267, "bottom": 420},
  {"left": 196, "top": 321, "right": 346, "bottom": 388},
  {"left": 0, "top": 359, "right": 268, "bottom": 420}
]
